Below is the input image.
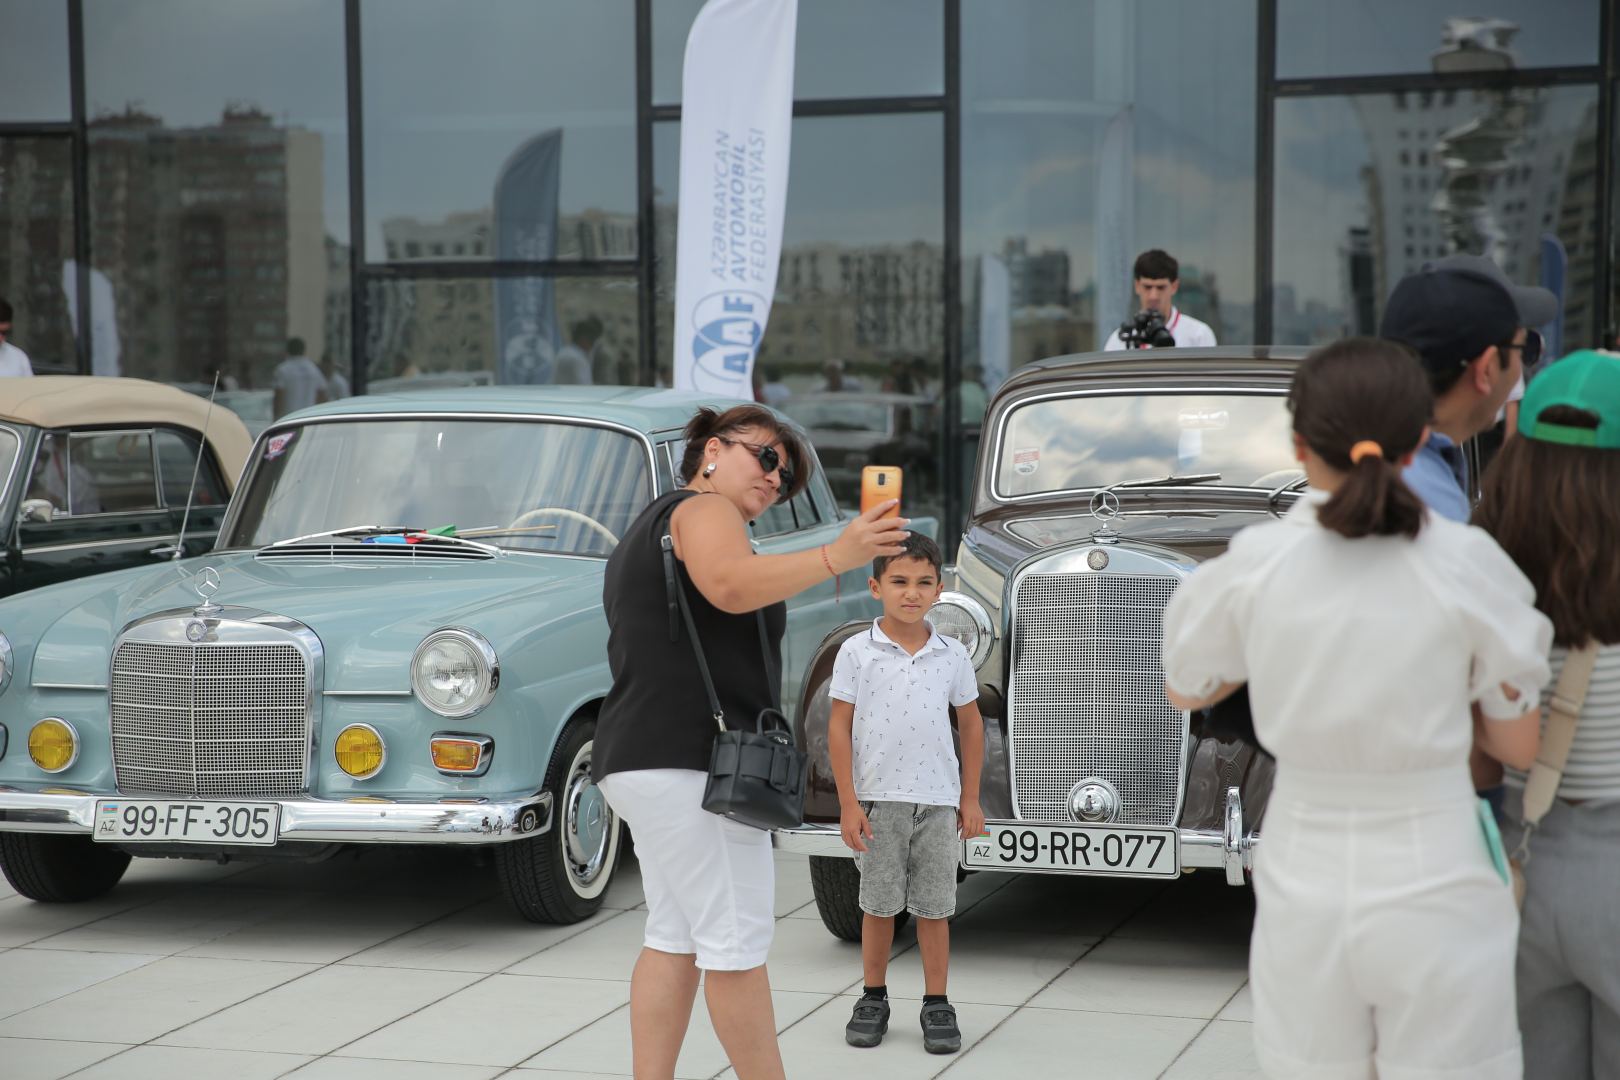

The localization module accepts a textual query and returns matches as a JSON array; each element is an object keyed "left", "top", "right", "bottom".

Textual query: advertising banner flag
[
  {"left": 494, "top": 128, "right": 563, "bottom": 384},
  {"left": 672, "top": 0, "right": 798, "bottom": 395},
  {"left": 1539, "top": 232, "right": 1567, "bottom": 363}
]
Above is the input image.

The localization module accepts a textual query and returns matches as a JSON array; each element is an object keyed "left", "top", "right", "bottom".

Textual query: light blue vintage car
[{"left": 0, "top": 387, "right": 887, "bottom": 923}]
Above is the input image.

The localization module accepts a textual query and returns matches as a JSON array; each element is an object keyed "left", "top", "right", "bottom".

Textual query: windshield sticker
[
  {"left": 264, "top": 431, "right": 297, "bottom": 460},
  {"left": 1177, "top": 408, "right": 1230, "bottom": 430},
  {"left": 1013, "top": 448, "right": 1040, "bottom": 476}
]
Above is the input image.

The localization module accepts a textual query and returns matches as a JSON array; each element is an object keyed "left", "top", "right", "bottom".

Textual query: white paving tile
[
  {"left": 1219, "top": 981, "right": 1254, "bottom": 1022},
  {"left": 949, "top": 871, "right": 1166, "bottom": 939},
  {"left": 0, "top": 892, "right": 157, "bottom": 948},
  {"left": 159, "top": 963, "right": 482, "bottom": 1055},
  {"left": 1113, "top": 872, "right": 1256, "bottom": 943},
  {"left": 0, "top": 948, "right": 158, "bottom": 1019},
  {"left": 501, "top": 910, "right": 645, "bottom": 981},
  {"left": 600, "top": 859, "right": 645, "bottom": 911},
  {"left": 726, "top": 995, "right": 1013, "bottom": 1080},
  {"left": 337, "top": 974, "right": 628, "bottom": 1067},
  {"left": 512, "top": 1072, "right": 634, "bottom": 1080},
  {"left": 286, "top": 1059, "right": 505, "bottom": 1080},
  {"left": 524, "top": 988, "right": 829, "bottom": 1079},
  {"left": 1028, "top": 935, "right": 1250, "bottom": 1020},
  {"left": 1161, "top": 1020, "right": 1263, "bottom": 1079},
  {"left": 0, "top": 1036, "right": 130, "bottom": 1080},
  {"left": 881, "top": 926, "right": 1098, "bottom": 1006},
  {"left": 755, "top": 914, "right": 884, "bottom": 995},
  {"left": 24, "top": 887, "right": 302, "bottom": 956},
  {"left": 342, "top": 899, "right": 607, "bottom": 973},
  {"left": 178, "top": 894, "right": 473, "bottom": 963},
  {"left": 0, "top": 955, "right": 316, "bottom": 1043},
  {"left": 65, "top": 1045, "right": 311, "bottom": 1080},
  {"left": 772, "top": 852, "right": 816, "bottom": 918},
  {"left": 947, "top": 1005, "right": 1204, "bottom": 1079}
]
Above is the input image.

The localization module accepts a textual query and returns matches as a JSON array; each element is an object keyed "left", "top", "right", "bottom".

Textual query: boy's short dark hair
[
  {"left": 872, "top": 532, "right": 942, "bottom": 580},
  {"left": 1133, "top": 249, "right": 1179, "bottom": 282}
]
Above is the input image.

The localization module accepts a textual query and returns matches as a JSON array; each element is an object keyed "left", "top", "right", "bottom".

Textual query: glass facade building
[{"left": 0, "top": 0, "right": 1613, "bottom": 539}]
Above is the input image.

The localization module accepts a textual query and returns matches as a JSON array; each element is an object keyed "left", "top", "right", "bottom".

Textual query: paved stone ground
[{"left": 0, "top": 846, "right": 1260, "bottom": 1079}]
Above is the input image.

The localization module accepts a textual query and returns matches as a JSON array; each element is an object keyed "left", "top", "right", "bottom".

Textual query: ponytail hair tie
[{"left": 1349, "top": 440, "right": 1384, "bottom": 464}]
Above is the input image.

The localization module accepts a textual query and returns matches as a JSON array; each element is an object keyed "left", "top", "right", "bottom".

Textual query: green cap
[{"left": 1520, "top": 350, "right": 1620, "bottom": 450}]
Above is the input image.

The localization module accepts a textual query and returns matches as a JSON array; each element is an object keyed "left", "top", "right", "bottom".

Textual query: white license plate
[
  {"left": 962, "top": 821, "right": 1179, "bottom": 879},
  {"left": 93, "top": 800, "right": 280, "bottom": 846}
]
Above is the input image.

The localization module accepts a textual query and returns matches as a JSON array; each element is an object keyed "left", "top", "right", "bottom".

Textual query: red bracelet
[{"left": 820, "top": 544, "right": 841, "bottom": 602}]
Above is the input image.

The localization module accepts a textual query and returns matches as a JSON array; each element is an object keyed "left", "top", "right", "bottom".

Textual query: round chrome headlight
[
  {"left": 411, "top": 628, "right": 499, "bottom": 718},
  {"left": 0, "top": 631, "right": 12, "bottom": 695},
  {"left": 926, "top": 591, "right": 994, "bottom": 669}
]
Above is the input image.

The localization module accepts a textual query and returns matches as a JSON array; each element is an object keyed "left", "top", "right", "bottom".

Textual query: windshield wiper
[
  {"left": 455, "top": 524, "right": 558, "bottom": 539},
  {"left": 264, "top": 525, "right": 500, "bottom": 555},
  {"left": 1267, "top": 475, "right": 1311, "bottom": 516},
  {"left": 1103, "top": 472, "right": 1223, "bottom": 492}
]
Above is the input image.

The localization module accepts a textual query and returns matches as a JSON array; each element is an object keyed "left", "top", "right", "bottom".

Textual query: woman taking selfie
[
  {"left": 1475, "top": 350, "right": 1620, "bottom": 1080},
  {"left": 593, "top": 403, "right": 908, "bottom": 1080},
  {"left": 1162, "top": 338, "right": 1552, "bottom": 1079}
]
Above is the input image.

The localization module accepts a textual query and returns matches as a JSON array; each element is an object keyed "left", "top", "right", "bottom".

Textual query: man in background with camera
[{"left": 1103, "top": 249, "right": 1218, "bottom": 351}]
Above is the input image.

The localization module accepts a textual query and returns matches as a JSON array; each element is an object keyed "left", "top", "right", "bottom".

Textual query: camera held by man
[{"left": 1104, "top": 249, "right": 1218, "bottom": 351}]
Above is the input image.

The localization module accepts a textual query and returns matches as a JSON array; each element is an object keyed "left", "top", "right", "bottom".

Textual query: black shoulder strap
[{"left": 663, "top": 532, "right": 726, "bottom": 734}]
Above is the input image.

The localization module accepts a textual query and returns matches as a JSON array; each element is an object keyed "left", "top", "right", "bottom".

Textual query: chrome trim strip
[
  {"left": 22, "top": 534, "right": 178, "bottom": 556},
  {"left": 0, "top": 786, "right": 553, "bottom": 843},
  {"left": 219, "top": 412, "right": 659, "bottom": 548},
  {"left": 31, "top": 682, "right": 109, "bottom": 691},
  {"left": 985, "top": 385, "right": 1291, "bottom": 506},
  {"left": 773, "top": 821, "right": 1260, "bottom": 880},
  {"left": 323, "top": 689, "right": 411, "bottom": 698}
]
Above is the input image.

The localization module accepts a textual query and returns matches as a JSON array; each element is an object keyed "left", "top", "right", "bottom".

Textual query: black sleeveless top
[{"left": 593, "top": 490, "right": 787, "bottom": 780}]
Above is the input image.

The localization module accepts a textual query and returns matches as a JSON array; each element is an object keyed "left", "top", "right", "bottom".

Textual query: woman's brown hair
[
  {"left": 1474, "top": 405, "right": 1620, "bottom": 648},
  {"left": 1288, "top": 337, "right": 1432, "bottom": 540},
  {"left": 678, "top": 404, "right": 811, "bottom": 502}
]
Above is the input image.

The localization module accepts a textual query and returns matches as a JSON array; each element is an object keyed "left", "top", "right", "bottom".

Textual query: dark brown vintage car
[{"left": 778, "top": 347, "right": 1309, "bottom": 939}]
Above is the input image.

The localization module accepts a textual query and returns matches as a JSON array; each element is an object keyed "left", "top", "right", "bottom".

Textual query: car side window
[
  {"left": 26, "top": 430, "right": 159, "bottom": 516},
  {"left": 752, "top": 490, "right": 820, "bottom": 540},
  {"left": 154, "top": 429, "right": 230, "bottom": 508}
]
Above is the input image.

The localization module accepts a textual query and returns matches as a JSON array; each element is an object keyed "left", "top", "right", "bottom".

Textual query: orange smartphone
[{"left": 860, "top": 466, "right": 902, "bottom": 518}]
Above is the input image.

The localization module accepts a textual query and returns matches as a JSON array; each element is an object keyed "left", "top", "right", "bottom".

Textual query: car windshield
[
  {"left": 225, "top": 418, "right": 651, "bottom": 556},
  {"left": 995, "top": 391, "right": 1299, "bottom": 499},
  {"left": 781, "top": 399, "right": 892, "bottom": 433}
]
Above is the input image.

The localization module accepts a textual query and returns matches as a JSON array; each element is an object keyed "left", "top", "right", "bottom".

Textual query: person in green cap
[{"left": 1474, "top": 349, "right": 1620, "bottom": 1080}]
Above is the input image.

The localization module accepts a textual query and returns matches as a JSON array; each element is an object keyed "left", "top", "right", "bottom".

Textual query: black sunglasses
[
  {"left": 1496, "top": 328, "right": 1543, "bottom": 369},
  {"left": 719, "top": 436, "right": 794, "bottom": 495}
]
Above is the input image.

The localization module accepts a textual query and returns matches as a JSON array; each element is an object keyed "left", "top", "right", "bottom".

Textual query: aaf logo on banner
[{"left": 691, "top": 290, "right": 767, "bottom": 382}]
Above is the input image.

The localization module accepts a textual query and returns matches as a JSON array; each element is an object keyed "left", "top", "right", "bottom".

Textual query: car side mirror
[{"left": 18, "top": 498, "right": 55, "bottom": 524}]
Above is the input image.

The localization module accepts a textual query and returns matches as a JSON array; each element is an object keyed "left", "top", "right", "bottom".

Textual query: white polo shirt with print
[
  {"left": 1103, "top": 307, "right": 1218, "bottom": 351},
  {"left": 829, "top": 619, "right": 979, "bottom": 807}
]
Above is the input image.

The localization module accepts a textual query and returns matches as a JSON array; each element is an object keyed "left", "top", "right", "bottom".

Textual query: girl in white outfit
[{"left": 1162, "top": 338, "right": 1553, "bottom": 1080}]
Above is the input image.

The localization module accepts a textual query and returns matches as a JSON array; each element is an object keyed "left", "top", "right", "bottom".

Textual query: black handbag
[{"left": 661, "top": 531, "right": 809, "bottom": 831}]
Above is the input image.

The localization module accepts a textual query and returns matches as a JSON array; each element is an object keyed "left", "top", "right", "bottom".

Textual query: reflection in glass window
[
  {"left": 653, "top": 0, "right": 943, "bottom": 103},
  {"left": 28, "top": 431, "right": 160, "bottom": 516},
  {"left": 227, "top": 419, "right": 651, "bottom": 558},
  {"left": 362, "top": 0, "right": 636, "bottom": 264},
  {"left": 994, "top": 392, "right": 1297, "bottom": 500},
  {"left": 654, "top": 113, "right": 946, "bottom": 523},
  {"left": 0, "top": 1, "right": 71, "bottom": 121},
  {"left": 366, "top": 276, "right": 642, "bottom": 389},
  {"left": 82, "top": 0, "right": 350, "bottom": 395},
  {"left": 961, "top": 0, "right": 1256, "bottom": 397},
  {"left": 154, "top": 429, "right": 229, "bottom": 508},
  {"left": 1278, "top": 2, "right": 1598, "bottom": 80},
  {"left": 1274, "top": 86, "right": 1598, "bottom": 348},
  {"left": 0, "top": 138, "right": 76, "bottom": 370}
]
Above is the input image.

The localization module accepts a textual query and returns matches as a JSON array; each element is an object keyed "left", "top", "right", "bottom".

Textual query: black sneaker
[
  {"left": 919, "top": 1000, "right": 961, "bottom": 1054},
  {"left": 845, "top": 996, "right": 890, "bottom": 1048}
]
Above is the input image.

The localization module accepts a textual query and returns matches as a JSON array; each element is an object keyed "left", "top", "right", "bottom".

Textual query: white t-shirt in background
[
  {"left": 1103, "top": 307, "right": 1218, "bottom": 351},
  {"left": 273, "top": 355, "right": 327, "bottom": 412},
  {"left": 0, "top": 341, "right": 34, "bottom": 377}
]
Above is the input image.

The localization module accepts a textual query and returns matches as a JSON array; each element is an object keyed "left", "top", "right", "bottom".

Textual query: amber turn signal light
[{"left": 430, "top": 735, "right": 491, "bottom": 776}]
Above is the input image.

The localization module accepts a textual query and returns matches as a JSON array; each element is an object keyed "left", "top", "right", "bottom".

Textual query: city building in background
[{"left": 1, "top": 0, "right": 1616, "bottom": 541}]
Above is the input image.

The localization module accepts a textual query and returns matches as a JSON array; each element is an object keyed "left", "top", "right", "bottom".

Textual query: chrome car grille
[
  {"left": 1009, "top": 572, "right": 1186, "bottom": 826},
  {"left": 110, "top": 637, "right": 311, "bottom": 798}
]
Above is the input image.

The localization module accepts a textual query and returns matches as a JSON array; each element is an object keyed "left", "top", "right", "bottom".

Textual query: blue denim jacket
[{"left": 1402, "top": 431, "right": 1470, "bottom": 523}]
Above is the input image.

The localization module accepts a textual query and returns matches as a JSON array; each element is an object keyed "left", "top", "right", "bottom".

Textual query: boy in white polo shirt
[{"left": 828, "top": 533, "right": 985, "bottom": 1055}]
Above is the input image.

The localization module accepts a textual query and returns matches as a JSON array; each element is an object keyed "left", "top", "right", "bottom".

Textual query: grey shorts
[{"left": 856, "top": 800, "right": 959, "bottom": 920}]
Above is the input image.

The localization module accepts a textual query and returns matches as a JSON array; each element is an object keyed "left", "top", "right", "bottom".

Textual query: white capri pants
[
  {"left": 1252, "top": 767, "right": 1522, "bottom": 1080},
  {"left": 597, "top": 768, "right": 776, "bottom": 971}
]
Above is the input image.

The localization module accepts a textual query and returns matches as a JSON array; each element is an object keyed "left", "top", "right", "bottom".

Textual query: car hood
[{"left": 26, "top": 552, "right": 606, "bottom": 691}]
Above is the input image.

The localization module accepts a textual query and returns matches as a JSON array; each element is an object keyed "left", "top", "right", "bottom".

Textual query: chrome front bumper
[
  {"left": 775, "top": 787, "right": 1259, "bottom": 885},
  {"left": 0, "top": 785, "right": 552, "bottom": 844}
]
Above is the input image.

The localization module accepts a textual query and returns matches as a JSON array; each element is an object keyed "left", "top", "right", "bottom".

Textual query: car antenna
[{"left": 172, "top": 372, "right": 220, "bottom": 561}]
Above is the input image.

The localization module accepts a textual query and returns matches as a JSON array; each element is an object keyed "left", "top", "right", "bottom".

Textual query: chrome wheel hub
[{"left": 563, "top": 748, "right": 612, "bottom": 887}]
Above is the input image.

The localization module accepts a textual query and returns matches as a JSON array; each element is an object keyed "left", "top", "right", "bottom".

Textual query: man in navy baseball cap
[{"left": 1379, "top": 262, "right": 1535, "bottom": 522}]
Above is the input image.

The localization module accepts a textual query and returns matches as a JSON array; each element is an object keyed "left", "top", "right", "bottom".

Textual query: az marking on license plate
[
  {"left": 962, "top": 821, "right": 1179, "bottom": 879},
  {"left": 93, "top": 800, "right": 280, "bottom": 846}
]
